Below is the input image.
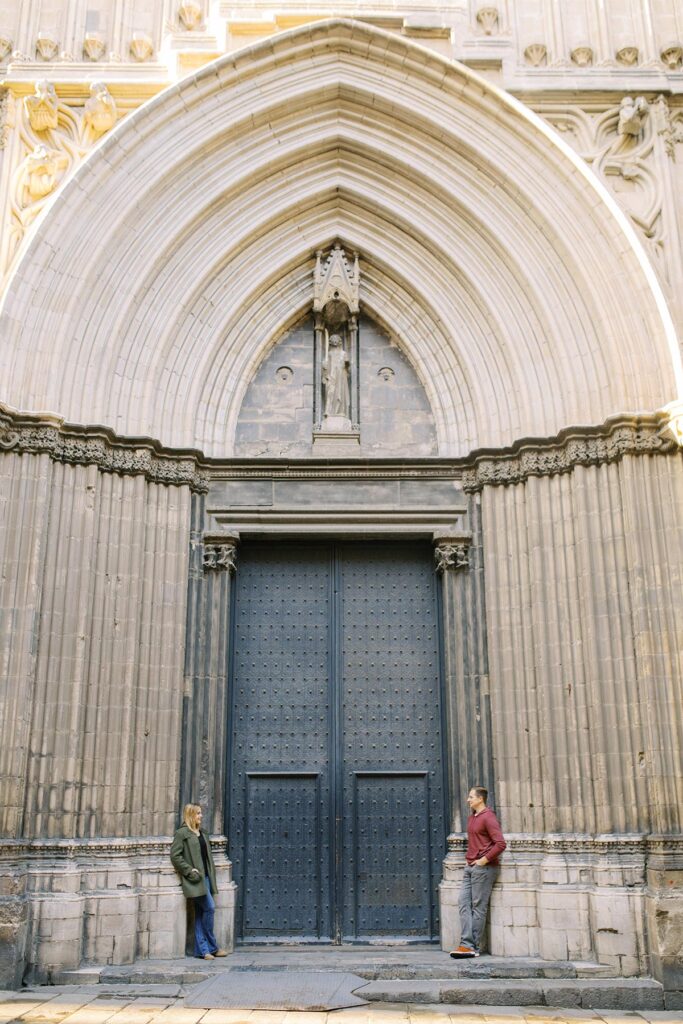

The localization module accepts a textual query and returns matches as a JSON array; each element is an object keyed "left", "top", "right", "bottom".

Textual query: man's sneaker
[{"left": 449, "top": 945, "right": 476, "bottom": 958}]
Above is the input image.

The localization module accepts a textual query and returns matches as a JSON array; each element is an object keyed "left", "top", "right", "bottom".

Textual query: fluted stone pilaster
[
  {"left": 181, "top": 495, "right": 238, "bottom": 836},
  {"left": 434, "top": 500, "right": 492, "bottom": 835}
]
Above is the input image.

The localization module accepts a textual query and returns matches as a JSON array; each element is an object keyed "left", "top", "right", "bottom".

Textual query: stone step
[
  {"left": 357, "top": 976, "right": 665, "bottom": 1010},
  {"left": 54, "top": 951, "right": 619, "bottom": 988}
]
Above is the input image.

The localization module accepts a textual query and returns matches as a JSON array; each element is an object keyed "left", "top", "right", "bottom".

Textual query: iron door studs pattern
[{"left": 228, "top": 541, "right": 446, "bottom": 942}]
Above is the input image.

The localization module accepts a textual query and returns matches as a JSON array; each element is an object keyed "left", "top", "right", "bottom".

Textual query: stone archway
[
  {"left": 1, "top": 17, "right": 682, "bottom": 988},
  {"left": 0, "top": 20, "right": 679, "bottom": 455}
]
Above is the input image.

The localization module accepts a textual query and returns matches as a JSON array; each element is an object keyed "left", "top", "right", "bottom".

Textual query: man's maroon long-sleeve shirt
[{"left": 466, "top": 807, "right": 507, "bottom": 866}]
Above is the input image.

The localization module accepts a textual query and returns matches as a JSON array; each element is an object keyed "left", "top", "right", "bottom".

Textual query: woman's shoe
[{"left": 214, "top": 949, "right": 228, "bottom": 957}]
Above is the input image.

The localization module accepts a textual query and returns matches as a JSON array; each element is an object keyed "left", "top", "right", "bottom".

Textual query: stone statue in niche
[
  {"left": 312, "top": 243, "right": 360, "bottom": 452},
  {"left": 322, "top": 333, "right": 350, "bottom": 421}
]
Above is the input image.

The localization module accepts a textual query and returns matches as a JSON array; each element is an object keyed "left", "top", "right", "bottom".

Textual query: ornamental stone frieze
[
  {"left": 0, "top": 403, "right": 209, "bottom": 491},
  {"left": 0, "top": 404, "right": 680, "bottom": 493},
  {"left": 461, "top": 413, "right": 679, "bottom": 492},
  {"left": 446, "top": 832, "right": 683, "bottom": 857}
]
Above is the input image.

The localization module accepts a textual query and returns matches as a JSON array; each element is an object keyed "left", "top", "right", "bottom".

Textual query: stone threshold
[
  {"left": 48, "top": 950, "right": 682, "bottom": 1011},
  {"left": 56, "top": 949, "right": 617, "bottom": 984}
]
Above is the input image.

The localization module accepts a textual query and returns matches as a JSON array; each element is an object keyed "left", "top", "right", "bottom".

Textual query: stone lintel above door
[{"left": 205, "top": 469, "right": 469, "bottom": 537}]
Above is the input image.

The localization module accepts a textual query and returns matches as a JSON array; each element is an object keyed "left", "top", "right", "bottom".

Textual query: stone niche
[{"left": 234, "top": 314, "right": 438, "bottom": 458}]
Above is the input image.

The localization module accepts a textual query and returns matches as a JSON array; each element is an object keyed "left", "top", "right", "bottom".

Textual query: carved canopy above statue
[{"left": 0, "top": 19, "right": 679, "bottom": 457}]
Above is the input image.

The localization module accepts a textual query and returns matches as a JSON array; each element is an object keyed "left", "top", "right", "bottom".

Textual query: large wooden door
[{"left": 228, "top": 540, "right": 446, "bottom": 942}]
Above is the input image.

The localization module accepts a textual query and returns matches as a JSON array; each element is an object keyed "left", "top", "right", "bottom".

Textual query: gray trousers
[{"left": 459, "top": 864, "right": 498, "bottom": 952}]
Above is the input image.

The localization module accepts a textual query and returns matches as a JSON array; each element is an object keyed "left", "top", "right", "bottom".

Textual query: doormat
[{"left": 184, "top": 970, "right": 369, "bottom": 1011}]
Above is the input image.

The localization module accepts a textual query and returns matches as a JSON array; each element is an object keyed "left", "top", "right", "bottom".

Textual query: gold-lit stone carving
[{"left": 24, "top": 80, "right": 59, "bottom": 132}]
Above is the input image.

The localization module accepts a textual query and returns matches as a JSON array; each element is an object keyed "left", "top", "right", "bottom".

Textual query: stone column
[
  {"left": 435, "top": 511, "right": 493, "bottom": 951},
  {"left": 348, "top": 313, "right": 360, "bottom": 429},
  {"left": 313, "top": 312, "right": 325, "bottom": 431},
  {"left": 181, "top": 505, "right": 238, "bottom": 953},
  {"left": 181, "top": 514, "right": 238, "bottom": 834}
]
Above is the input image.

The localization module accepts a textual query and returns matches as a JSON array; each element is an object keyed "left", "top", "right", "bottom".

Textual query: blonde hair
[{"left": 183, "top": 803, "right": 201, "bottom": 830}]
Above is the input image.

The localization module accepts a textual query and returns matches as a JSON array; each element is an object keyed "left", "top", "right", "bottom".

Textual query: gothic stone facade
[{"left": 0, "top": 0, "right": 682, "bottom": 994}]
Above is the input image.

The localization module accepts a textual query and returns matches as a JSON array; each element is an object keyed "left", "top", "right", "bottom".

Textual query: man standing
[{"left": 450, "top": 786, "right": 506, "bottom": 958}]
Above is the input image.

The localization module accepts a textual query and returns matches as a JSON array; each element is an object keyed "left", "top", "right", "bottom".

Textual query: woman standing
[{"left": 171, "top": 803, "right": 227, "bottom": 959}]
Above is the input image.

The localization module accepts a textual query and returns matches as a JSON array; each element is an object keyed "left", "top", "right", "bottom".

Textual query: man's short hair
[{"left": 472, "top": 786, "right": 488, "bottom": 803}]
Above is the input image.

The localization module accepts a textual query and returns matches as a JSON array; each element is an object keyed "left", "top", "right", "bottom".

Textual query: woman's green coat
[{"left": 170, "top": 825, "right": 218, "bottom": 898}]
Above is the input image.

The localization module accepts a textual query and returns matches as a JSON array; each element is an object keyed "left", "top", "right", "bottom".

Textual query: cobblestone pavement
[{"left": 0, "top": 988, "right": 682, "bottom": 1024}]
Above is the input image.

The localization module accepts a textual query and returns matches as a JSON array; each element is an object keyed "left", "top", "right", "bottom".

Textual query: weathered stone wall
[
  {"left": 235, "top": 314, "right": 437, "bottom": 458},
  {"left": 0, "top": 447, "right": 201, "bottom": 985},
  {"left": 0, "top": 452, "right": 192, "bottom": 840},
  {"left": 0, "top": 0, "right": 681, "bottom": 994},
  {"left": 477, "top": 451, "right": 683, "bottom": 984}
]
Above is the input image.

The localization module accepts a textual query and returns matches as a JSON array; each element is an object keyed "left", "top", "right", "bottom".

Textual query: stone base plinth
[
  {"left": 312, "top": 430, "right": 361, "bottom": 456},
  {"left": 440, "top": 833, "right": 683, "bottom": 982},
  {"left": 0, "top": 838, "right": 236, "bottom": 986}
]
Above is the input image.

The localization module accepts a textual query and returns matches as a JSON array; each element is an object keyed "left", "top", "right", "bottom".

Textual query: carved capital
[
  {"left": 203, "top": 541, "right": 238, "bottom": 573},
  {"left": 434, "top": 540, "right": 470, "bottom": 574}
]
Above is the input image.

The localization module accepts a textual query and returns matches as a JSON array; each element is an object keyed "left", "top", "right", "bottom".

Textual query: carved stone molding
[
  {"left": 0, "top": 403, "right": 208, "bottom": 491},
  {"left": 461, "top": 413, "right": 678, "bottom": 492},
  {"left": 202, "top": 540, "right": 238, "bottom": 572},
  {"left": 447, "top": 832, "right": 683, "bottom": 857},
  {"left": 0, "top": 405, "right": 678, "bottom": 493},
  {"left": 0, "top": 836, "right": 227, "bottom": 861},
  {"left": 434, "top": 540, "right": 470, "bottom": 573}
]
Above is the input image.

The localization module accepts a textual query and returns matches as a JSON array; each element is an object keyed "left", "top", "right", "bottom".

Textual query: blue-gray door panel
[
  {"left": 229, "top": 540, "right": 445, "bottom": 942},
  {"left": 352, "top": 772, "right": 432, "bottom": 935},
  {"left": 244, "top": 774, "right": 321, "bottom": 936},
  {"left": 229, "top": 543, "right": 332, "bottom": 940},
  {"left": 340, "top": 543, "right": 444, "bottom": 939}
]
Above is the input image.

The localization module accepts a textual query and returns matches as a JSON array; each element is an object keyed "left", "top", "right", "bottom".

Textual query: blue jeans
[
  {"left": 459, "top": 864, "right": 498, "bottom": 953},
  {"left": 193, "top": 878, "right": 218, "bottom": 957}
]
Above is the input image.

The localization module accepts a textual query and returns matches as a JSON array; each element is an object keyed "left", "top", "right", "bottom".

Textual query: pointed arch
[{"left": 0, "top": 19, "right": 679, "bottom": 457}]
